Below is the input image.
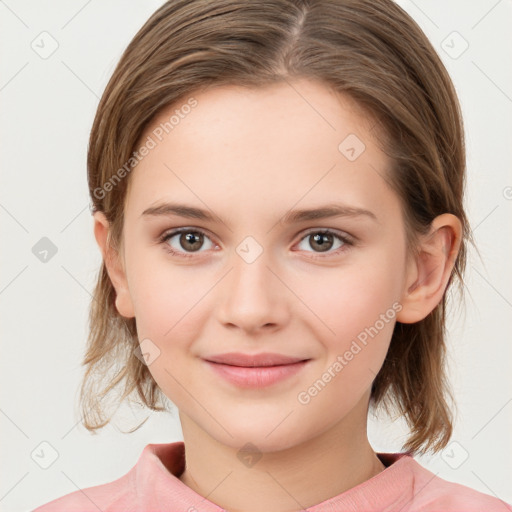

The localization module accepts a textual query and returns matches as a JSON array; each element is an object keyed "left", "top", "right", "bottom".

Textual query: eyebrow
[{"left": 140, "top": 202, "right": 378, "bottom": 224}]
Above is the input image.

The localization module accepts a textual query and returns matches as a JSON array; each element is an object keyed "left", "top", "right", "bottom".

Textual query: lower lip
[{"left": 204, "top": 360, "right": 310, "bottom": 388}]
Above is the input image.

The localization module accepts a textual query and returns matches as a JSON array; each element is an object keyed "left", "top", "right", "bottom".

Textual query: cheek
[
  {"left": 127, "top": 261, "right": 208, "bottom": 403},
  {"left": 298, "top": 257, "right": 403, "bottom": 340},
  {"left": 127, "top": 244, "right": 212, "bottom": 337},
  {"left": 296, "top": 270, "right": 398, "bottom": 411}
]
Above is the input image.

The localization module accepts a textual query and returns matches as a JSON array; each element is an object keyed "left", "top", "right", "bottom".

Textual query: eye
[
  {"left": 295, "top": 229, "right": 353, "bottom": 258},
  {"left": 159, "top": 228, "right": 216, "bottom": 258},
  {"left": 158, "top": 227, "right": 354, "bottom": 260}
]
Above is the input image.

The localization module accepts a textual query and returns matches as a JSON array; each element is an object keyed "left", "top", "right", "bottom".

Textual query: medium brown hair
[{"left": 81, "top": 0, "right": 474, "bottom": 455}]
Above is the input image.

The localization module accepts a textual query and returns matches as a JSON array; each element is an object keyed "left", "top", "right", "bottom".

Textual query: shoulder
[
  {"left": 406, "top": 458, "right": 511, "bottom": 511},
  {"left": 31, "top": 441, "right": 187, "bottom": 512},
  {"left": 31, "top": 471, "right": 136, "bottom": 512}
]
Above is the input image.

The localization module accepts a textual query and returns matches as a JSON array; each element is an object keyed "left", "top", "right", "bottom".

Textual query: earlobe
[
  {"left": 93, "top": 211, "right": 135, "bottom": 319},
  {"left": 396, "top": 214, "right": 462, "bottom": 324}
]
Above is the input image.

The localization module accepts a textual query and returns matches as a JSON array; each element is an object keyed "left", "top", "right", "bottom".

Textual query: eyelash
[{"left": 158, "top": 227, "right": 355, "bottom": 260}]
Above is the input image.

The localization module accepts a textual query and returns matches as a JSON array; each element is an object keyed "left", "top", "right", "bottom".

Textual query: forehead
[
  {"left": 141, "top": 79, "right": 379, "bottom": 154},
  {"left": 125, "top": 80, "right": 398, "bottom": 225}
]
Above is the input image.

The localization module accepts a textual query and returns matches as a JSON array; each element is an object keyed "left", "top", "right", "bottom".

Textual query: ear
[
  {"left": 396, "top": 213, "right": 462, "bottom": 324},
  {"left": 93, "top": 211, "right": 135, "bottom": 319}
]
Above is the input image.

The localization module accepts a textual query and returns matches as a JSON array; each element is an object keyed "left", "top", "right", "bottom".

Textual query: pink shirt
[{"left": 33, "top": 441, "right": 510, "bottom": 511}]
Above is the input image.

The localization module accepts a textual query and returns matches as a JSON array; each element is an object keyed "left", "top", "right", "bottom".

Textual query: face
[{"left": 108, "top": 79, "right": 412, "bottom": 452}]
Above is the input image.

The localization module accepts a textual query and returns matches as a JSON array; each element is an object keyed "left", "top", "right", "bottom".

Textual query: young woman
[{"left": 34, "top": 0, "right": 511, "bottom": 510}]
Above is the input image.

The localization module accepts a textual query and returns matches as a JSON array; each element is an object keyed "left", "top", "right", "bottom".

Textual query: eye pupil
[{"left": 310, "top": 233, "right": 333, "bottom": 252}]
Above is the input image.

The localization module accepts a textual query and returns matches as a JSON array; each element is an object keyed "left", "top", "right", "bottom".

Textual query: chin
[{"left": 207, "top": 420, "right": 311, "bottom": 454}]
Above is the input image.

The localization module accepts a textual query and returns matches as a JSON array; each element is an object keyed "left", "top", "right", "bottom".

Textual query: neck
[{"left": 178, "top": 394, "right": 386, "bottom": 512}]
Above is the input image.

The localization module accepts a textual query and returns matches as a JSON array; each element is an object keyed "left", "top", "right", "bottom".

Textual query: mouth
[
  {"left": 203, "top": 357, "right": 311, "bottom": 388},
  {"left": 204, "top": 352, "right": 310, "bottom": 367}
]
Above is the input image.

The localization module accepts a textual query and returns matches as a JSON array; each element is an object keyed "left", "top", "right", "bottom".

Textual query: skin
[{"left": 93, "top": 78, "right": 462, "bottom": 512}]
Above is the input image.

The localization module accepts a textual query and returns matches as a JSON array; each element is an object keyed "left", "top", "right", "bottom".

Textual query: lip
[
  {"left": 203, "top": 353, "right": 311, "bottom": 388},
  {"left": 205, "top": 352, "right": 308, "bottom": 367}
]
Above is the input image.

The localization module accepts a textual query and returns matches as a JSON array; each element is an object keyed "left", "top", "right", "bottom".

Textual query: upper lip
[{"left": 204, "top": 352, "right": 309, "bottom": 367}]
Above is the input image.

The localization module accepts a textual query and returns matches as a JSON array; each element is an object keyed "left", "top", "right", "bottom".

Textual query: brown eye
[
  {"left": 308, "top": 232, "right": 334, "bottom": 252},
  {"left": 179, "top": 231, "right": 204, "bottom": 252},
  {"left": 296, "top": 229, "right": 352, "bottom": 257},
  {"left": 160, "top": 228, "right": 215, "bottom": 257}
]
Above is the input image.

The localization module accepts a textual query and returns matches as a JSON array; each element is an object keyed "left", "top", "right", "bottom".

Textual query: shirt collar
[{"left": 133, "top": 441, "right": 416, "bottom": 511}]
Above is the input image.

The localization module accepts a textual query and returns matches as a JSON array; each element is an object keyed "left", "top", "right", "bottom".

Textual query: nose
[{"left": 215, "top": 249, "right": 290, "bottom": 335}]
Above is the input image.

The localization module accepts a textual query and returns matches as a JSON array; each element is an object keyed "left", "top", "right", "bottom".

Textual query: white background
[{"left": 1, "top": 1, "right": 511, "bottom": 510}]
